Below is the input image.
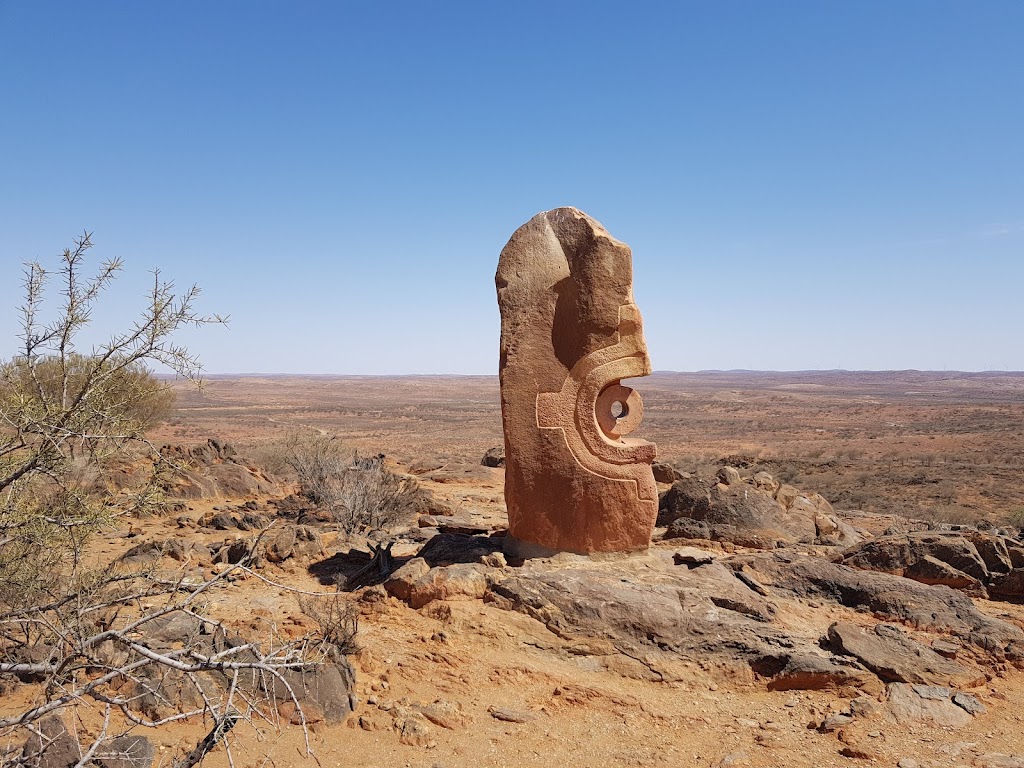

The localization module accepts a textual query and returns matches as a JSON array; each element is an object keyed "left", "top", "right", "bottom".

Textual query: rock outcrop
[
  {"left": 841, "top": 529, "right": 1024, "bottom": 601},
  {"left": 658, "top": 468, "right": 860, "bottom": 547}
]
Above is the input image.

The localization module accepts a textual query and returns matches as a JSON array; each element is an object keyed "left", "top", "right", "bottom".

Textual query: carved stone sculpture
[{"left": 496, "top": 207, "right": 657, "bottom": 555}]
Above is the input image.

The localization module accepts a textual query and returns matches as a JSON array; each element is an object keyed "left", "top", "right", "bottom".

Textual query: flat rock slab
[
  {"left": 827, "top": 622, "right": 985, "bottom": 688},
  {"left": 886, "top": 682, "right": 973, "bottom": 727}
]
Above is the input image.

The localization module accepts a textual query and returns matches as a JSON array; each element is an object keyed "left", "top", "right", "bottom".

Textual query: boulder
[
  {"left": 717, "top": 466, "right": 742, "bottom": 486},
  {"left": 264, "top": 525, "right": 324, "bottom": 564},
  {"left": 988, "top": 568, "right": 1024, "bottom": 599},
  {"left": 95, "top": 735, "right": 154, "bottom": 768},
  {"left": 774, "top": 484, "right": 800, "bottom": 509},
  {"left": 752, "top": 471, "right": 780, "bottom": 495},
  {"left": 384, "top": 557, "right": 431, "bottom": 602},
  {"left": 21, "top": 715, "right": 81, "bottom": 768},
  {"left": 407, "top": 564, "right": 491, "bottom": 609},
  {"left": 416, "top": 533, "right": 503, "bottom": 566},
  {"left": 267, "top": 657, "right": 357, "bottom": 725},
  {"left": 964, "top": 531, "right": 1014, "bottom": 575},
  {"left": 652, "top": 461, "right": 684, "bottom": 485},
  {"left": 657, "top": 476, "right": 713, "bottom": 526},
  {"left": 481, "top": 447, "right": 505, "bottom": 468},
  {"left": 660, "top": 475, "right": 817, "bottom": 546},
  {"left": 766, "top": 654, "right": 876, "bottom": 692}
]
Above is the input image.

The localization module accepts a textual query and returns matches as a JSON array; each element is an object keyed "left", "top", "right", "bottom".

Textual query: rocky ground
[{"left": 8, "top": 436, "right": 1024, "bottom": 768}]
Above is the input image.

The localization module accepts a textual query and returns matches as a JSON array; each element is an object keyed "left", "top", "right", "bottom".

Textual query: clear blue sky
[{"left": 1, "top": 1, "right": 1021, "bottom": 373}]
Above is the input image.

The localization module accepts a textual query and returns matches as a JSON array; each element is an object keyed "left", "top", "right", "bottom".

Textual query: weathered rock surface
[
  {"left": 842, "top": 531, "right": 991, "bottom": 582},
  {"left": 497, "top": 207, "right": 657, "bottom": 554},
  {"left": 885, "top": 682, "right": 973, "bottom": 727},
  {"left": 406, "top": 563, "right": 491, "bottom": 609},
  {"left": 826, "top": 622, "right": 985, "bottom": 687},
  {"left": 737, "top": 552, "right": 1024, "bottom": 659}
]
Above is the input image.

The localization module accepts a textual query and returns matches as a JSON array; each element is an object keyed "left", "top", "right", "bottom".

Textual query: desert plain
[{"left": 8, "top": 370, "right": 1024, "bottom": 768}]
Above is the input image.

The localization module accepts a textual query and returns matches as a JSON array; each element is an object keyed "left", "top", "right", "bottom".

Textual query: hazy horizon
[
  {"left": 167, "top": 368, "right": 1024, "bottom": 378},
  {"left": 2, "top": 3, "right": 1022, "bottom": 373}
]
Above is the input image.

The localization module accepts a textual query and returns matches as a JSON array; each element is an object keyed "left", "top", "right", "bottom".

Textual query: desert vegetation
[{"left": 0, "top": 238, "right": 354, "bottom": 767}]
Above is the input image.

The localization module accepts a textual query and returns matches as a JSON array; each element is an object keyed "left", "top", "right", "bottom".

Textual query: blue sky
[{"left": 1, "top": 1, "right": 1021, "bottom": 373}]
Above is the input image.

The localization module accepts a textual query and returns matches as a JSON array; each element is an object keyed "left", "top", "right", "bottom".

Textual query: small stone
[
  {"left": 820, "top": 713, "right": 854, "bottom": 732},
  {"left": 488, "top": 706, "right": 535, "bottom": 723},
  {"left": 735, "top": 718, "right": 760, "bottom": 729},
  {"left": 896, "top": 759, "right": 920, "bottom": 768}
]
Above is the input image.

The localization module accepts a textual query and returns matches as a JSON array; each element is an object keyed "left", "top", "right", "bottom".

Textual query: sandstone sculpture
[{"left": 496, "top": 207, "right": 657, "bottom": 555}]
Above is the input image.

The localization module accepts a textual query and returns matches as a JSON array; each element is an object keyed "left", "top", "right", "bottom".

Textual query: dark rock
[
  {"left": 651, "top": 461, "right": 684, "bottom": 485},
  {"left": 21, "top": 715, "right": 81, "bottom": 768},
  {"left": 200, "top": 512, "right": 238, "bottom": 531},
  {"left": 657, "top": 476, "right": 712, "bottom": 527},
  {"left": 1007, "top": 544, "right": 1024, "bottom": 569},
  {"left": 236, "top": 512, "right": 270, "bottom": 531},
  {"left": 212, "top": 539, "right": 252, "bottom": 565},
  {"left": 989, "top": 568, "right": 1024, "bottom": 599},
  {"left": 664, "top": 517, "right": 710, "bottom": 541},
  {"left": 481, "top": 447, "right": 506, "bottom": 468},
  {"left": 964, "top": 531, "right": 1014, "bottom": 575},
  {"left": 95, "top": 735, "right": 154, "bottom": 768},
  {"left": 826, "top": 622, "right": 984, "bottom": 687},
  {"left": 417, "top": 533, "right": 504, "bottom": 566},
  {"left": 267, "top": 657, "right": 358, "bottom": 725}
]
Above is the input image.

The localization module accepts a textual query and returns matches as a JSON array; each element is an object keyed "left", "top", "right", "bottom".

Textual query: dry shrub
[
  {"left": 298, "top": 592, "right": 359, "bottom": 655},
  {"left": 284, "top": 434, "right": 420, "bottom": 534}
]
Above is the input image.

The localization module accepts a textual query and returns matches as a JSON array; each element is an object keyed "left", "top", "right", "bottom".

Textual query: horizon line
[{"left": 157, "top": 368, "right": 1024, "bottom": 379}]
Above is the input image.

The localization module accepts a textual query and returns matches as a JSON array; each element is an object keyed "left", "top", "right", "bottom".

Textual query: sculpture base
[{"left": 502, "top": 533, "right": 651, "bottom": 561}]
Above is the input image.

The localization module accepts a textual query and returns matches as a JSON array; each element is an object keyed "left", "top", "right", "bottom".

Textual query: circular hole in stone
[{"left": 610, "top": 400, "right": 628, "bottom": 419}]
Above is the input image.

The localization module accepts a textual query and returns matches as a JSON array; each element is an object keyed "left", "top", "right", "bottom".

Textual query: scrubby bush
[{"left": 284, "top": 433, "right": 420, "bottom": 533}]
